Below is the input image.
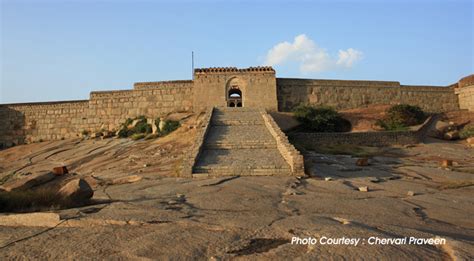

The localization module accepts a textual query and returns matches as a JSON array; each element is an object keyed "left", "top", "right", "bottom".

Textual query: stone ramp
[{"left": 192, "top": 107, "right": 293, "bottom": 177}]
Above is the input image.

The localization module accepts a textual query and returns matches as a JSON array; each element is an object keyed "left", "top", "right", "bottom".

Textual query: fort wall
[
  {"left": 0, "top": 68, "right": 468, "bottom": 149},
  {"left": 0, "top": 82, "right": 194, "bottom": 148},
  {"left": 0, "top": 100, "right": 89, "bottom": 147},
  {"left": 455, "top": 75, "right": 474, "bottom": 111},
  {"left": 277, "top": 78, "right": 459, "bottom": 112}
]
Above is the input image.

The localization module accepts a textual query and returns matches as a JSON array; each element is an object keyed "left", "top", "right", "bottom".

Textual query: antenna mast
[{"left": 192, "top": 51, "right": 194, "bottom": 80}]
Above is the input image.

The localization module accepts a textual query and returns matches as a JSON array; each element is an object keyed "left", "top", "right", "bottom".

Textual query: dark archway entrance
[{"left": 228, "top": 88, "right": 242, "bottom": 107}]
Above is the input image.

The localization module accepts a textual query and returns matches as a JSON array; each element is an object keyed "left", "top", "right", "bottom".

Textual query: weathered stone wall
[
  {"left": 260, "top": 109, "right": 304, "bottom": 176},
  {"left": 455, "top": 85, "right": 474, "bottom": 111},
  {"left": 277, "top": 78, "right": 459, "bottom": 113},
  {"left": 0, "top": 100, "right": 89, "bottom": 147},
  {"left": 86, "top": 85, "right": 193, "bottom": 132},
  {"left": 0, "top": 82, "right": 194, "bottom": 148},
  {"left": 193, "top": 67, "right": 278, "bottom": 111},
  {"left": 134, "top": 80, "right": 193, "bottom": 90},
  {"left": 289, "top": 116, "right": 434, "bottom": 147}
]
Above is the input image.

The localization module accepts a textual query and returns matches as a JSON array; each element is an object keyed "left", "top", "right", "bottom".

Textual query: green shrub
[
  {"left": 132, "top": 118, "right": 152, "bottom": 134},
  {"left": 131, "top": 133, "right": 146, "bottom": 140},
  {"left": 460, "top": 125, "right": 474, "bottom": 139},
  {"left": 160, "top": 120, "right": 181, "bottom": 135},
  {"left": 293, "top": 105, "right": 351, "bottom": 132},
  {"left": 144, "top": 133, "right": 160, "bottom": 140},
  {"left": 376, "top": 104, "right": 426, "bottom": 131},
  {"left": 123, "top": 118, "right": 133, "bottom": 127},
  {"left": 118, "top": 116, "right": 152, "bottom": 138}
]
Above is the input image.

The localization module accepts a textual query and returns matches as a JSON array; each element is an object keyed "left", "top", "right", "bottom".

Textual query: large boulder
[
  {"left": 57, "top": 178, "right": 93, "bottom": 202},
  {"left": 0, "top": 172, "right": 56, "bottom": 192}
]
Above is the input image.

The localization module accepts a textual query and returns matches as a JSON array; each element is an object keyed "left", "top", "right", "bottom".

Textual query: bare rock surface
[
  {"left": 0, "top": 127, "right": 473, "bottom": 259},
  {"left": 57, "top": 178, "right": 93, "bottom": 202}
]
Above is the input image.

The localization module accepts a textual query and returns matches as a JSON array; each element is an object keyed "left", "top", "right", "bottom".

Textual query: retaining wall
[
  {"left": 260, "top": 109, "right": 305, "bottom": 176},
  {"left": 0, "top": 82, "right": 193, "bottom": 148},
  {"left": 277, "top": 78, "right": 459, "bottom": 113},
  {"left": 289, "top": 117, "right": 434, "bottom": 147}
]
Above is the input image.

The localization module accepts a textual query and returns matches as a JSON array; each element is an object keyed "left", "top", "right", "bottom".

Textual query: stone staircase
[{"left": 192, "top": 107, "right": 293, "bottom": 177}]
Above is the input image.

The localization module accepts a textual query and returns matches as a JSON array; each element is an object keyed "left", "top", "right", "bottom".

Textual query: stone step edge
[
  {"left": 203, "top": 144, "right": 277, "bottom": 149},
  {"left": 193, "top": 166, "right": 291, "bottom": 172}
]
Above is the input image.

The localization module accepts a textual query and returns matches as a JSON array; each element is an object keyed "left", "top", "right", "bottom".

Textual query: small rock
[
  {"left": 91, "top": 132, "right": 103, "bottom": 139},
  {"left": 441, "top": 159, "right": 453, "bottom": 168},
  {"left": 52, "top": 166, "right": 68, "bottom": 176},
  {"left": 57, "top": 178, "right": 93, "bottom": 202},
  {"left": 143, "top": 164, "right": 150, "bottom": 167},
  {"left": 358, "top": 186, "right": 369, "bottom": 192},
  {"left": 356, "top": 158, "right": 369, "bottom": 166},
  {"left": 407, "top": 191, "right": 415, "bottom": 196},
  {"left": 466, "top": 137, "right": 474, "bottom": 147},
  {"left": 101, "top": 131, "right": 115, "bottom": 139},
  {"left": 443, "top": 131, "right": 460, "bottom": 140},
  {"left": 325, "top": 177, "right": 332, "bottom": 181},
  {"left": 168, "top": 200, "right": 178, "bottom": 205},
  {"left": 370, "top": 178, "right": 382, "bottom": 183}
]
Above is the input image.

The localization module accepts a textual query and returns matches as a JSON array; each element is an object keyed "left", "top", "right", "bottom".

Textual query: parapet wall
[
  {"left": 87, "top": 85, "right": 193, "bottom": 131},
  {"left": 260, "top": 109, "right": 304, "bottom": 176},
  {"left": 0, "top": 81, "right": 194, "bottom": 148},
  {"left": 277, "top": 78, "right": 459, "bottom": 112},
  {"left": 289, "top": 116, "right": 435, "bottom": 147},
  {"left": 455, "top": 85, "right": 474, "bottom": 111},
  {"left": 0, "top": 100, "right": 89, "bottom": 147}
]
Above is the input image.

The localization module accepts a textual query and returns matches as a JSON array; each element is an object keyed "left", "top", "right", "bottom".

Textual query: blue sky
[{"left": 1, "top": 0, "right": 473, "bottom": 103}]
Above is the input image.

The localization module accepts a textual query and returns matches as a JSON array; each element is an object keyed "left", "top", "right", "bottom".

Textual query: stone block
[
  {"left": 441, "top": 159, "right": 453, "bottom": 168},
  {"left": 52, "top": 166, "right": 69, "bottom": 176},
  {"left": 356, "top": 158, "right": 369, "bottom": 166}
]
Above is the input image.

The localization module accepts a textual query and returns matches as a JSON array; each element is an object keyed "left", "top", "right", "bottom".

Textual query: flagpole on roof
[{"left": 192, "top": 51, "right": 194, "bottom": 80}]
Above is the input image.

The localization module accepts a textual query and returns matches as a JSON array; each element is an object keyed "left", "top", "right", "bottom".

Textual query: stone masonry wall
[
  {"left": 289, "top": 116, "right": 435, "bottom": 147},
  {"left": 87, "top": 85, "right": 193, "bottom": 132},
  {"left": 260, "top": 109, "right": 305, "bottom": 176},
  {"left": 0, "top": 83, "right": 194, "bottom": 148},
  {"left": 0, "top": 101, "right": 89, "bottom": 147},
  {"left": 277, "top": 78, "right": 459, "bottom": 113},
  {"left": 193, "top": 67, "right": 278, "bottom": 111},
  {"left": 455, "top": 85, "right": 474, "bottom": 111}
]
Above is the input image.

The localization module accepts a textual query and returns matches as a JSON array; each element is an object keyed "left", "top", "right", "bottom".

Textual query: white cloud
[
  {"left": 337, "top": 48, "right": 364, "bottom": 68},
  {"left": 264, "top": 34, "right": 363, "bottom": 73}
]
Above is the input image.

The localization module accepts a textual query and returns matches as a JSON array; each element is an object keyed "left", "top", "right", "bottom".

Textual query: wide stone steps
[
  {"left": 192, "top": 167, "right": 291, "bottom": 177},
  {"left": 192, "top": 107, "right": 292, "bottom": 177},
  {"left": 203, "top": 142, "right": 276, "bottom": 149}
]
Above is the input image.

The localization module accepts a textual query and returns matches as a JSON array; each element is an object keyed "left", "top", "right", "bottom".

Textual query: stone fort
[{"left": 0, "top": 66, "right": 473, "bottom": 150}]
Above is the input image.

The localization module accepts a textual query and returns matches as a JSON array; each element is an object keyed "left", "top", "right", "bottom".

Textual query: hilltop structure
[{"left": 0, "top": 67, "right": 472, "bottom": 149}]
